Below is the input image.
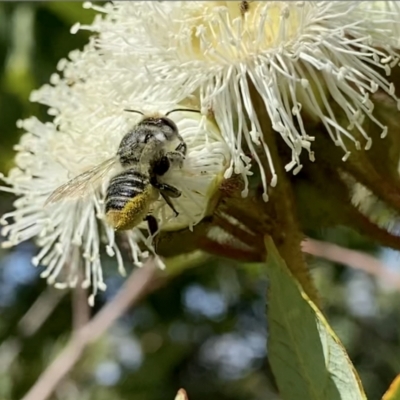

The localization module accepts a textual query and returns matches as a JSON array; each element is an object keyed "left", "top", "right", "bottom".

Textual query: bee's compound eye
[{"left": 160, "top": 117, "right": 178, "bottom": 134}]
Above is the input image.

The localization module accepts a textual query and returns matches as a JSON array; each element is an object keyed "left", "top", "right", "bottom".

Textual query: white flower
[
  {"left": 2, "top": 0, "right": 400, "bottom": 303},
  {"left": 87, "top": 1, "right": 400, "bottom": 201},
  {"left": 0, "top": 5, "right": 230, "bottom": 304},
  {"left": 360, "top": 1, "right": 400, "bottom": 44}
]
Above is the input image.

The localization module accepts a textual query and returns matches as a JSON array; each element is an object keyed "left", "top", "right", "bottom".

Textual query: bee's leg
[
  {"left": 144, "top": 214, "right": 159, "bottom": 237},
  {"left": 158, "top": 183, "right": 181, "bottom": 198},
  {"left": 163, "top": 140, "right": 187, "bottom": 169},
  {"left": 164, "top": 151, "right": 185, "bottom": 169},
  {"left": 159, "top": 191, "right": 179, "bottom": 217},
  {"left": 150, "top": 177, "right": 181, "bottom": 217},
  {"left": 144, "top": 215, "right": 159, "bottom": 252},
  {"left": 150, "top": 176, "right": 181, "bottom": 198},
  {"left": 175, "top": 141, "right": 187, "bottom": 156}
]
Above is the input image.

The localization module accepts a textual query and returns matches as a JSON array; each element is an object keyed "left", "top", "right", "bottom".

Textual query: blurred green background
[{"left": 0, "top": 2, "right": 399, "bottom": 400}]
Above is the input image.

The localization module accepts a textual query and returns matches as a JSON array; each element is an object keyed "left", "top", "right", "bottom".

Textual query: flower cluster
[
  {"left": 1, "top": 1, "right": 400, "bottom": 303},
  {"left": 88, "top": 1, "right": 400, "bottom": 199}
]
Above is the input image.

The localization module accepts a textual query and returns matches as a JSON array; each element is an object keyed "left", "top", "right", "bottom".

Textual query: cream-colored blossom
[
  {"left": 82, "top": 1, "right": 400, "bottom": 200},
  {"left": 0, "top": 109, "right": 229, "bottom": 305},
  {"left": 0, "top": 3, "right": 230, "bottom": 304},
  {"left": 2, "top": 0, "right": 400, "bottom": 303},
  {"left": 361, "top": 1, "right": 400, "bottom": 44}
]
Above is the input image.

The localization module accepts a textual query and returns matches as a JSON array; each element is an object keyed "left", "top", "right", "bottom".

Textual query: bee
[{"left": 46, "top": 109, "right": 200, "bottom": 234}]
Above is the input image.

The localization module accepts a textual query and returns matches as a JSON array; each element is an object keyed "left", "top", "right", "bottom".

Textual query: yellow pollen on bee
[{"left": 106, "top": 187, "right": 158, "bottom": 231}]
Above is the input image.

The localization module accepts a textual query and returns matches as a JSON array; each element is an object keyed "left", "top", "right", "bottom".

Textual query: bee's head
[
  {"left": 139, "top": 116, "right": 178, "bottom": 130},
  {"left": 139, "top": 116, "right": 179, "bottom": 140},
  {"left": 124, "top": 108, "right": 200, "bottom": 140}
]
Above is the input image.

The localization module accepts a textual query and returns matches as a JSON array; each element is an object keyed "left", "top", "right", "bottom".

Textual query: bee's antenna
[
  {"left": 166, "top": 108, "right": 201, "bottom": 116},
  {"left": 124, "top": 109, "right": 145, "bottom": 116}
]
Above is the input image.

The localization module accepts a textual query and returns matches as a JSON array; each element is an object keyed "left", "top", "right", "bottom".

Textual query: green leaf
[
  {"left": 265, "top": 236, "right": 366, "bottom": 400},
  {"left": 42, "top": 2, "right": 98, "bottom": 26},
  {"left": 382, "top": 375, "right": 400, "bottom": 400}
]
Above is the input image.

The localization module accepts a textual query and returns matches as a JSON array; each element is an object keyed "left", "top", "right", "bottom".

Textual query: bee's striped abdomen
[
  {"left": 105, "top": 168, "right": 159, "bottom": 231},
  {"left": 105, "top": 169, "right": 149, "bottom": 212}
]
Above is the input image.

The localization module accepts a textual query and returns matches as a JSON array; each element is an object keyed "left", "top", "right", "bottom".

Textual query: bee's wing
[{"left": 46, "top": 157, "right": 119, "bottom": 204}]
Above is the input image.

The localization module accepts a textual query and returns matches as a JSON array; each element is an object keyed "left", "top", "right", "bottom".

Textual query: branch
[
  {"left": 21, "top": 260, "right": 159, "bottom": 400},
  {"left": 72, "top": 268, "right": 90, "bottom": 331},
  {"left": 302, "top": 238, "right": 400, "bottom": 289},
  {"left": 0, "top": 288, "right": 65, "bottom": 376},
  {"left": 18, "top": 287, "right": 65, "bottom": 337}
]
